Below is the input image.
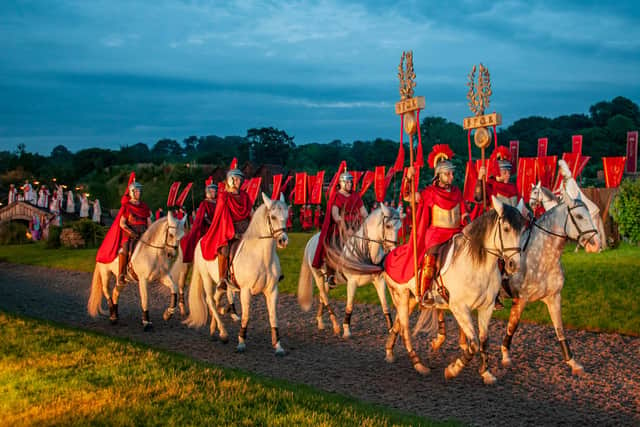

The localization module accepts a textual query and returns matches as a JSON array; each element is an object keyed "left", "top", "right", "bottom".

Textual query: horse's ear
[
  {"left": 516, "top": 198, "right": 527, "bottom": 217},
  {"left": 279, "top": 193, "right": 285, "bottom": 203},
  {"left": 491, "top": 195, "right": 504, "bottom": 217},
  {"left": 380, "top": 203, "right": 390, "bottom": 217},
  {"left": 261, "top": 192, "right": 273, "bottom": 209},
  {"left": 167, "top": 210, "right": 174, "bottom": 223}
]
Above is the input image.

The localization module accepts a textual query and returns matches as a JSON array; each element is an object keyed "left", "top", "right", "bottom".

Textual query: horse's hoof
[
  {"left": 236, "top": 343, "right": 246, "bottom": 353},
  {"left": 501, "top": 357, "right": 512, "bottom": 368},
  {"left": 162, "top": 310, "right": 173, "bottom": 322},
  {"left": 444, "top": 367, "right": 455, "bottom": 380},
  {"left": 109, "top": 317, "right": 118, "bottom": 325},
  {"left": 230, "top": 313, "right": 240, "bottom": 323},
  {"left": 567, "top": 358, "right": 585, "bottom": 376},
  {"left": 274, "top": 345, "right": 285, "bottom": 357},
  {"left": 342, "top": 325, "right": 352, "bottom": 339},
  {"left": 220, "top": 334, "right": 229, "bottom": 344},
  {"left": 481, "top": 371, "right": 497, "bottom": 385},
  {"left": 414, "top": 363, "right": 430, "bottom": 376},
  {"left": 332, "top": 326, "right": 341, "bottom": 336},
  {"left": 143, "top": 322, "right": 153, "bottom": 332}
]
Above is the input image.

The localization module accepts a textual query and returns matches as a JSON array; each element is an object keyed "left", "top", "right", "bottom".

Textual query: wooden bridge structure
[{"left": 0, "top": 201, "right": 55, "bottom": 224}]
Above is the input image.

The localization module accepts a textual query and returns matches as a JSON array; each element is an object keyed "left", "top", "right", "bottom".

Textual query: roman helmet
[
  {"left": 226, "top": 168, "right": 244, "bottom": 187},
  {"left": 338, "top": 171, "right": 354, "bottom": 191},
  {"left": 428, "top": 144, "right": 455, "bottom": 177},
  {"left": 491, "top": 145, "right": 513, "bottom": 173},
  {"left": 205, "top": 176, "right": 217, "bottom": 198},
  {"left": 128, "top": 181, "right": 143, "bottom": 199}
]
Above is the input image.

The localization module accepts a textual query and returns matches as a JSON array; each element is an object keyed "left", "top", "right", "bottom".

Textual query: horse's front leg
[
  {"left": 398, "top": 287, "right": 430, "bottom": 375},
  {"left": 236, "top": 287, "right": 252, "bottom": 353},
  {"left": 317, "top": 278, "right": 340, "bottom": 336},
  {"left": 501, "top": 297, "right": 527, "bottom": 367},
  {"left": 103, "top": 266, "right": 119, "bottom": 324},
  {"left": 372, "top": 275, "right": 393, "bottom": 332},
  {"left": 160, "top": 274, "right": 179, "bottom": 322},
  {"left": 342, "top": 278, "right": 358, "bottom": 339},
  {"left": 543, "top": 292, "right": 584, "bottom": 376},
  {"left": 477, "top": 305, "right": 497, "bottom": 385},
  {"left": 203, "top": 274, "right": 227, "bottom": 342},
  {"left": 137, "top": 277, "right": 152, "bottom": 331},
  {"left": 445, "top": 305, "right": 478, "bottom": 380},
  {"left": 264, "top": 285, "right": 285, "bottom": 356}
]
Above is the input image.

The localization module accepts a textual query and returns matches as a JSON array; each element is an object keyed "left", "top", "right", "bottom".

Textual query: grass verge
[{"left": 0, "top": 311, "right": 455, "bottom": 427}]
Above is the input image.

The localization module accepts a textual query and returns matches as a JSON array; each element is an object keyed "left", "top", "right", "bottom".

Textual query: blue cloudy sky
[{"left": 1, "top": 0, "right": 639, "bottom": 154}]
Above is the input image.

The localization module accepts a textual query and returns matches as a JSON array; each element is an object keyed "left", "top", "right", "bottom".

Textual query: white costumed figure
[
  {"left": 79, "top": 193, "right": 90, "bottom": 218},
  {"left": 92, "top": 199, "right": 102, "bottom": 223},
  {"left": 66, "top": 190, "right": 75, "bottom": 213},
  {"left": 37, "top": 185, "right": 49, "bottom": 208},
  {"left": 23, "top": 180, "right": 34, "bottom": 204},
  {"left": 8, "top": 184, "right": 17, "bottom": 204}
]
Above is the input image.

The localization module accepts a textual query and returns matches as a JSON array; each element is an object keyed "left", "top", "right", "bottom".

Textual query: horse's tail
[
  {"left": 297, "top": 245, "right": 314, "bottom": 312},
  {"left": 183, "top": 254, "right": 207, "bottom": 328},
  {"left": 87, "top": 264, "right": 104, "bottom": 318},
  {"left": 412, "top": 307, "right": 438, "bottom": 337}
]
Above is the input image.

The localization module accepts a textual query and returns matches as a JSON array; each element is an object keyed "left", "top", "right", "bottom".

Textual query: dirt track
[{"left": 1, "top": 262, "right": 638, "bottom": 426}]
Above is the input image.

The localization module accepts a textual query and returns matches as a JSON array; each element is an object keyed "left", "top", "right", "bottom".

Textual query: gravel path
[{"left": 1, "top": 262, "right": 638, "bottom": 426}]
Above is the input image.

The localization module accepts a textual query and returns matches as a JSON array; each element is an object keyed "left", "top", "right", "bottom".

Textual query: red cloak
[
  {"left": 312, "top": 191, "right": 363, "bottom": 268},
  {"left": 200, "top": 190, "right": 252, "bottom": 261},
  {"left": 384, "top": 184, "right": 465, "bottom": 283},
  {"left": 486, "top": 177, "right": 518, "bottom": 199},
  {"left": 96, "top": 197, "right": 150, "bottom": 263},
  {"left": 180, "top": 199, "right": 216, "bottom": 263}
]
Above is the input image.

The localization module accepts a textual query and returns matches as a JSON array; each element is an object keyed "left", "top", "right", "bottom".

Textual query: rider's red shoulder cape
[
  {"left": 96, "top": 194, "right": 129, "bottom": 263},
  {"left": 312, "top": 191, "right": 363, "bottom": 269},
  {"left": 384, "top": 184, "right": 465, "bottom": 283},
  {"left": 180, "top": 199, "right": 216, "bottom": 263},
  {"left": 486, "top": 177, "right": 518, "bottom": 198},
  {"left": 200, "top": 190, "right": 252, "bottom": 261}
]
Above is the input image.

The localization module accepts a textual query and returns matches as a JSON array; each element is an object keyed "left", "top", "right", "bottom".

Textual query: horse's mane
[
  {"left": 242, "top": 203, "right": 268, "bottom": 240},
  {"left": 462, "top": 205, "right": 524, "bottom": 266},
  {"left": 539, "top": 186, "right": 557, "bottom": 202},
  {"left": 142, "top": 216, "right": 167, "bottom": 240}
]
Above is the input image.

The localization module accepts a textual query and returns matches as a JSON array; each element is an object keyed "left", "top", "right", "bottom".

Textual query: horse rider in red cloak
[
  {"left": 199, "top": 168, "right": 252, "bottom": 290},
  {"left": 474, "top": 146, "right": 521, "bottom": 309},
  {"left": 476, "top": 146, "right": 518, "bottom": 207},
  {"left": 180, "top": 177, "right": 218, "bottom": 264},
  {"left": 118, "top": 181, "right": 152, "bottom": 287},
  {"left": 312, "top": 171, "right": 368, "bottom": 288},
  {"left": 384, "top": 144, "right": 470, "bottom": 308}
]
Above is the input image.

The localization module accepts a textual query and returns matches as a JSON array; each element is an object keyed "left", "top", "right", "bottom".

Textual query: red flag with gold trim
[
  {"left": 294, "top": 172, "right": 307, "bottom": 205},
  {"left": 572, "top": 135, "right": 583, "bottom": 154},
  {"left": 517, "top": 157, "right": 537, "bottom": 202},
  {"left": 374, "top": 166, "right": 386, "bottom": 202},
  {"left": 537, "top": 138, "right": 548, "bottom": 158},
  {"left": 359, "top": 171, "right": 374, "bottom": 197},
  {"left": 602, "top": 157, "right": 626, "bottom": 188},
  {"left": 271, "top": 174, "right": 283, "bottom": 200},
  {"left": 310, "top": 170, "right": 325, "bottom": 204},
  {"left": 246, "top": 177, "right": 262, "bottom": 205}
]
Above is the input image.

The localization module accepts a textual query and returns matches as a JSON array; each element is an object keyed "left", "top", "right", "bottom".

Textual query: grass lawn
[
  {"left": 1, "top": 234, "right": 638, "bottom": 335},
  {"left": 0, "top": 312, "right": 454, "bottom": 426}
]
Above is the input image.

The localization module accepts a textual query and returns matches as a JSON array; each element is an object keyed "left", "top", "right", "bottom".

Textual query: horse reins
[{"left": 530, "top": 201, "right": 597, "bottom": 247}]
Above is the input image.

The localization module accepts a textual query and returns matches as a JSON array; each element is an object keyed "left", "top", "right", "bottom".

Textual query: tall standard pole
[{"left": 408, "top": 132, "right": 419, "bottom": 299}]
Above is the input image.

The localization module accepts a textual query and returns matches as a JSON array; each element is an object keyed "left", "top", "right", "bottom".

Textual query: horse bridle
[
  {"left": 259, "top": 205, "right": 287, "bottom": 240},
  {"left": 352, "top": 213, "right": 401, "bottom": 252},
  {"left": 468, "top": 215, "right": 522, "bottom": 263},
  {"left": 139, "top": 223, "right": 181, "bottom": 253},
  {"left": 532, "top": 200, "right": 597, "bottom": 246}
]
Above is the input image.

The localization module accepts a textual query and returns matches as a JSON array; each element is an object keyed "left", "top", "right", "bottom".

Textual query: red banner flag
[
  {"left": 509, "top": 140, "right": 519, "bottom": 174},
  {"left": 310, "top": 170, "right": 325, "bottom": 204},
  {"left": 307, "top": 174, "right": 317, "bottom": 202},
  {"left": 175, "top": 182, "right": 193, "bottom": 207},
  {"left": 245, "top": 177, "right": 262, "bottom": 205},
  {"left": 294, "top": 172, "right": 307, "bottom": 205},
  {"left": 537, "top": 138, "right": 548, "bottom": 158},
  {"left": 572, "top": 135, "right": 583, "bottom": 154},
  {"left": 374, "top": 166, "right": 386, "bottom": 202},
  {"left": 167, "top": 181, "right": 181, "bottom": 207},
  {"left": 535, "top": 156, "right": 557, "bottom": 188},
  {"left": 351, "top": 171, "right": 364, "bottom": 191},
  {"left": 517, "top": 157, "right": 537, "bottom": 202},
  {"left": 392, "top": 141, "right": 405, "bottom": 173},
  {"left": 627, "top": 131, "right": 638, "bottom": 173},
  {"left": 603, "top": 157, "right": 626, "bottom": 188},
  {"left": 359, "top": 171, "right": 374, "bottom": 197},
  {"left": 271, "top": 174, "right": 283, "bottom": 200},
  {"left": 463, "top": 161, "right": 478, "bottom": 202}
]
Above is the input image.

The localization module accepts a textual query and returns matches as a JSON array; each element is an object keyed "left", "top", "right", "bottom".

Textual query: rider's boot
[
  {"left": 217, "top": 253, "right": 229, "bottom": 291},
  {"left": 117, "top": 252, "right": 127, "bottom": 288},
  {"left": 419, "top": 254, "right": 437, "bottom": 309}
]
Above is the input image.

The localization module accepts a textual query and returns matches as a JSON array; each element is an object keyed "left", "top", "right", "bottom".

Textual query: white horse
[
  {"left": 498, "top": 187, "right": 601, "bottom": 375},
  {"left": 169, "top": 246, "right": 239, "bottom": 320},
  {"left": 297, "top": 205, "right": 403, "bottom": 338},
  {"left": 184, "top": 193, "right": 289, "bottom": 355},
  {"left": 87, "top": 212, "right": 187, "bottom": 330}
]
